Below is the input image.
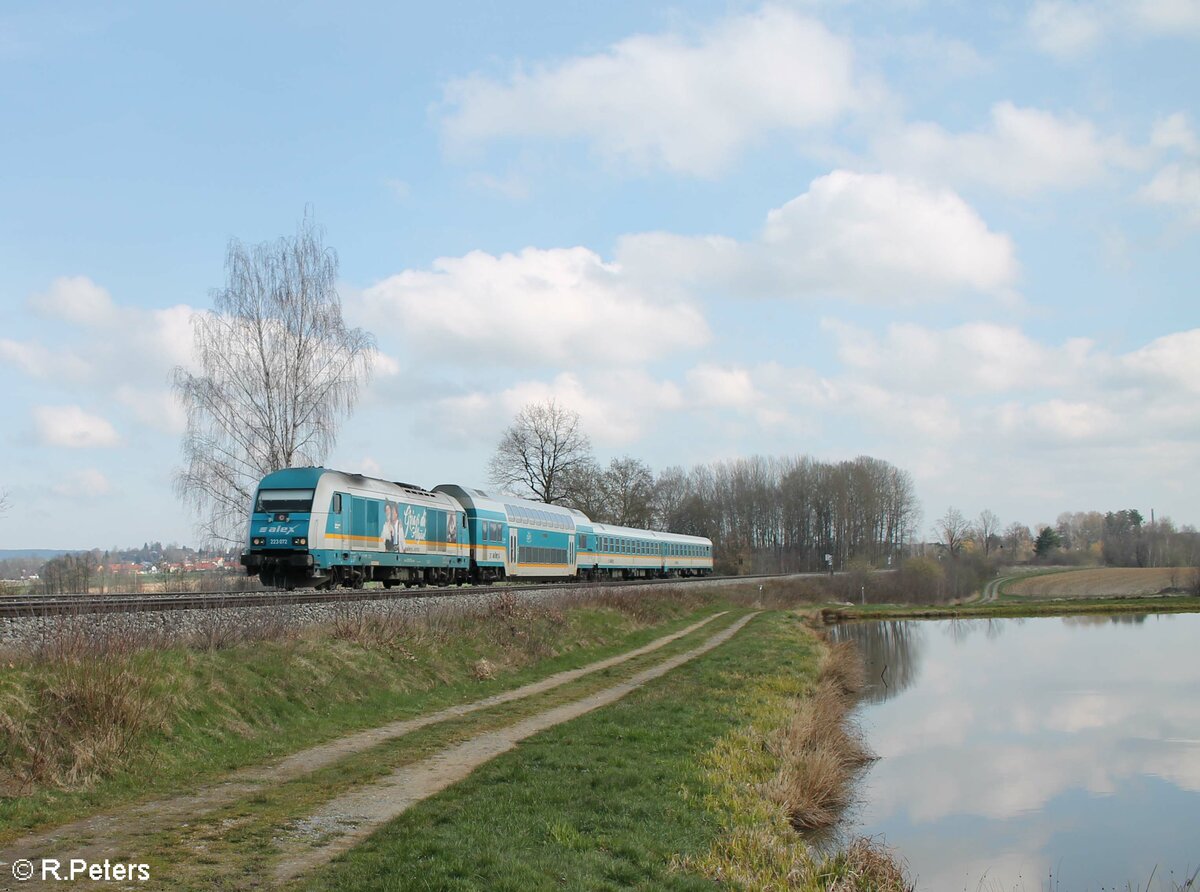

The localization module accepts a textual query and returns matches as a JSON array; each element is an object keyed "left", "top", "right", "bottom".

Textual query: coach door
[
  {"left": 509, "top": 528, "right": 519, "bottom": 571},
  {"left": 567, "top": 535, "right": 575, "bottom": 572}
]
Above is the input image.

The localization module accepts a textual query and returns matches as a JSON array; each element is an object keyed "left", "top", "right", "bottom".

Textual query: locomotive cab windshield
[{"left": 254, "top": 489, "right": 314, "bottom": 513}]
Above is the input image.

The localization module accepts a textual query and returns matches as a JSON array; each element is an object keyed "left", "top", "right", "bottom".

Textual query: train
[{"left": 239, "top": 467, "right": 713, "bottom": 590}]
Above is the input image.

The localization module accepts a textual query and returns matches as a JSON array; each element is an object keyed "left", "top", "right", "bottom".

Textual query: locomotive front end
[{"left": 239, "top": 471, "right": 321, "bottom": 589}]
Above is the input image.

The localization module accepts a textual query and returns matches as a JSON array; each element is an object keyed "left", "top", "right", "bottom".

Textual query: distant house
[{"left": 102, "top": 562, "right": 143, "bottom": 576}]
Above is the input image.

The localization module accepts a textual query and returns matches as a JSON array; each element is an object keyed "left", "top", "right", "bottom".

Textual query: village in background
[{"left": 0, "top": 544, "right": 248, "bottom": 594}]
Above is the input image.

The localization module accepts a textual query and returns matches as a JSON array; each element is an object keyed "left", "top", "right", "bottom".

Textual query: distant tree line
[
  {"left": 935, "top": 505, "right": 1200, "bottom": 570},
  {"left": 1046, "top": 509, "right": 1200, "bottom": 567},
  {"left": 38, "top": 553, "right": 98, "bottom": 596},
  {"left": 490, "top": 400, "right": 920, "bottom": 576}
]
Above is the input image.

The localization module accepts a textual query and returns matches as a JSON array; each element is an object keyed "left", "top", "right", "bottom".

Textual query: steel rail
[{"left": 0, "top": 573, "right": 791, "bottom": 619}]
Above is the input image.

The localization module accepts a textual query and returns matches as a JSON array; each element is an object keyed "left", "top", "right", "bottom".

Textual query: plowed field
[{"left": 1006, "top": 567, "right": 1192, "bottom": 598}]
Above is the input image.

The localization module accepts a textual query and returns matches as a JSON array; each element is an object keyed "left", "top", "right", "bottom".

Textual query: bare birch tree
[
  {"left": 488, "top": 399, "right": 593, "bottom": 504},
  {"left": 173, "top": 216, "right": 376, "bottom": 543}
]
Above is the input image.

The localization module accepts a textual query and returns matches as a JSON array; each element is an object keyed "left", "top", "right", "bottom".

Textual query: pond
[{"left": 831, "top": 613, "right": 1200, "bottom": 891}]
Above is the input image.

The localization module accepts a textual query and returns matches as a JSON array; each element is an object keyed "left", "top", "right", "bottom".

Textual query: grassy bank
[
  {"left": 0, "top": 588, "right": 722, "bottom": 840},
  {"left": 298, "top": 610, "right": 909, "bottom": 891},
  {"left": 825, "top": 593, "right": 1200, "bottom": 621}
]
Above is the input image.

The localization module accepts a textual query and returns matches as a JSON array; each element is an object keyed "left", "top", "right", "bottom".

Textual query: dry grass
[
  {"left": 762, "top": 641, "right": 874, "bottom": 832},
  {"left": 0, "top": 643, "right": 166, "bottom": 792},
  {"left": 1006, "top": 567, "right": 1194, "bottom": 598},
  {"left": 819, "top": 838, "right": 914, "bottom": 891},
  {"left": 472, "top": 658, "right": 496, "bottom": 681},
  {"left": 683, "top": 619, "right": 910, "bottom": 891}
]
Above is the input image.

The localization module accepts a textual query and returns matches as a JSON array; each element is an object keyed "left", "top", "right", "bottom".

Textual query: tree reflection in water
[{"left": 830, "top": 620, "right": 926, "bottom": 704}]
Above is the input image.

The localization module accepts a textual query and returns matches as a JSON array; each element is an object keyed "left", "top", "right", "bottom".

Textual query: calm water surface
[{"left": 832, "top": 613, "right": 1200, "bottom": 891}]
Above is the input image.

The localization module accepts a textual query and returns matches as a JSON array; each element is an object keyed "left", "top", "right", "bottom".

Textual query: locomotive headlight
[
  {"left": 293, "top": 537, "right": 308, "bottom": 546},
  {"left": 252, "top": 537, "right": 265, "bottom": 546}
]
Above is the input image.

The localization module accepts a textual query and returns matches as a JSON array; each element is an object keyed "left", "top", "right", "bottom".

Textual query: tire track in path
[
  {"left": 0, "top": 611, "right": 729, "bottom": 885},
  {"left": 273, "top": 611, "right": 760, "bottom": 884}
]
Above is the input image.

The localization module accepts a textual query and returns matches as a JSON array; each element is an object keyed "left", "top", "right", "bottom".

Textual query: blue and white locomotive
[{"left": 240, "top": 467, "right": 713, "bottom": 590}]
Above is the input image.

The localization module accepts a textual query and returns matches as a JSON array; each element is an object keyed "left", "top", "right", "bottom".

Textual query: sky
[{"left": 1, "top": 0, "right": 1197, "bottom": 550}]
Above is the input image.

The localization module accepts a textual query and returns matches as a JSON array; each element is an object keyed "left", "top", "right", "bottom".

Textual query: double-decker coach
[{"left": 434, "top": 485, "right": 578, "bottom": 582}]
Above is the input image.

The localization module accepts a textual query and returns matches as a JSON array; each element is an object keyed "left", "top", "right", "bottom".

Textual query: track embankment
[{"left": 0, "top": 610, "right": 747, "bottom": 888}]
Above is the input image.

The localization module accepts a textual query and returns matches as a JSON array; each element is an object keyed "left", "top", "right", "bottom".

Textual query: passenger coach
[{"left": 434, "top": 485, "right": 579, "bottom": 582}]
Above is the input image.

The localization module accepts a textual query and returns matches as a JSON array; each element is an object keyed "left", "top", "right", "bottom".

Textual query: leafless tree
[
  {"left": 599, "top": 456, "right": 656, "bottom": 527},
  {"left": 937, "top": 507, "right": 971, "bottom": 556},
  {"left": 0, "top": 488, "right": 9, "bottom": 517},
  {"left": 488, "top": 399, "right": 593, "bottom": 504},
  {"left": 173, "top": 215, "right": 376, "bottom": 543},
  {"left": 559, "top": 458, "right": 606, "bottom": 519},
  {"left": 976, "top": 509, "right": 1001, "bottom": 556},
  {"left": 650, "top": 465, "right": 690, "bottom": 530},
  {"left": 1002, "top": 522, "right": 1033, "bottom": 559}
]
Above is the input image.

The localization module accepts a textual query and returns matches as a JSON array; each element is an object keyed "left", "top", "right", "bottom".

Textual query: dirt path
[
  {"left": 273, "top": 611, "right": 759, "bottom": 884},
  {"left": 0, "top": 611, "right": 728, "bottom": 888}
]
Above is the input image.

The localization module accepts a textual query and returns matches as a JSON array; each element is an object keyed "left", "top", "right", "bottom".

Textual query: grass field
[
  {"left": 296, "top": 611, "right": 906, "bottom": 892},
  {"left": 1004, "top": 567, "right": 1196, "bottom": 598},
  {"left": 0, "top": 589, "right": 720, "bottom": 840},
  {"left": 1, "top": 586, "right": 912, "bottom": 890}
]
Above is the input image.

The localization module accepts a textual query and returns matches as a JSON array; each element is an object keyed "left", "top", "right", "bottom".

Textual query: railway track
[{"left": 0, "top": 574, "right": 784, "bottom": 619}]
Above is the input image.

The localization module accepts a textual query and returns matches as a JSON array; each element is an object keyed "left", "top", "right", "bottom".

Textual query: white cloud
[
  {"left": 1130, "top": 0, "right": 1200, "bottom": 32},
  {"left": 874, "top": 102, "right": 1140, "bottom": 195},
  {"left": 27, "top": 275, "right": 116, "bottom": 326},
  {"left": 1140, "top": 114, "right": 1200, "bottom": 222},
  {"left": 1139, "top": 162, "right": 1200, "bottom": 221},
  {"left": 618, "top": 171, "right": 1017, "bottom": 303},
  {"left": 728, "top": 322, "right": 1200, "bottom": 486},
  {"left": 999, "top": 399, "right": 1120, "bottom": 441},
  {"left": 686, "top": 364, "right": 762, "bottom": 409},
  {"left": 1118, "top": 328, "right": 1200, "bottom": 392},
  {"left": 1027, "top": 1, "right": 1107, "bottom": 56},
  {"left": 441, "top": 6, "right": 865, "bottom": 176},
  {"left": 466, "top": 171, "right": 530, "bottom": 200},
  {"left": 5, "top": 283, "right": 199, "bottom": 391},
  {"left": 33, "top": 405, "right": 120, "bottom": 448},
  {"left": 432, "top": 370, "right": 685, "bottom": 449},
  {"left": 0, "top": 338, "right": 92, "bottom": 382},
  {"left": 359, "top": 246, "right": 710, "bottom": 367},
  {"left": 1151, "top": 112, "right": 1199, "bottom": 155},
  {"left": 1028, "top": 0, "right": 1200, "bottom": 58},
  {"left": 52, "top": 468, "right": 112, "bottom": 498},
  {"left": 113, "top": 386, "right": 187, "bottom": 435},
  {"left": 825, "top": 320, "right": 1095, "bottom": 394}
]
